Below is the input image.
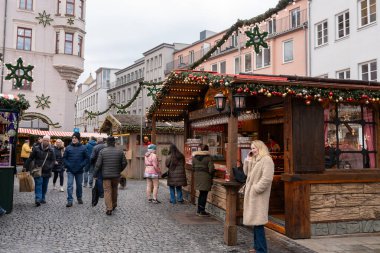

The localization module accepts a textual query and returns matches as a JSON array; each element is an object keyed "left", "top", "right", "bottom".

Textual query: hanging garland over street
[
  {"left": 189, "top": 0, "right": 290, "bottom": 70},
  {"left": 85, "top": 81, "right": 162, "bottom": 120},
  {"left": 5, "top": 57, "right": 34, "bottom": 89}
]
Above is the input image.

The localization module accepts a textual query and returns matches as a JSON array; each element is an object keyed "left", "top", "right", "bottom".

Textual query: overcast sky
[{"left": 79, "top": 0, "right": 278, "bottom": 83}]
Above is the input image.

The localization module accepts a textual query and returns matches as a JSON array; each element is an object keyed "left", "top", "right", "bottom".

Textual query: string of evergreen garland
[{"left": 0, "top": 94, "right": 30, "bottom": 111}]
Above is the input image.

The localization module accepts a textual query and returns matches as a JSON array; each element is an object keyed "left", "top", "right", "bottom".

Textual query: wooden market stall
[
  {"left": 99, "top": 114, "right": 184, "bottom": 179},
  {"left": 148, "top": 70, "right": 380, "bottom": 243}
]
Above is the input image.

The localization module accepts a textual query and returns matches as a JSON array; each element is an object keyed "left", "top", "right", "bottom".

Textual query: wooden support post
[{"left": 151, "top": 115, "right": 156, "bottom": 144}]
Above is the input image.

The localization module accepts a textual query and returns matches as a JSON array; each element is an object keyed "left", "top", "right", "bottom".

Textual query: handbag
[
  {"left": 92, "top": 180, "right": 99, "bottom": 207},
  {"left": 31, "top": 152, "right": 49, "bottom": 178},
  {"left": 18, "top": 171, "right": 34, "bottom": 192},
  {"left": 120, "top": 167, "right": 128, "bottom": 179}
]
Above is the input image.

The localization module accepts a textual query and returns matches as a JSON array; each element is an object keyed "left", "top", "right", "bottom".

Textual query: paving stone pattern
[{"left": 0, "top": 178, "right": 315, "bottom": 253}]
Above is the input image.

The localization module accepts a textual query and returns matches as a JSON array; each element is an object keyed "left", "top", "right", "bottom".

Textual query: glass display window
[{"left": 324, "top": 104, "right": 376, "bottom": 169}]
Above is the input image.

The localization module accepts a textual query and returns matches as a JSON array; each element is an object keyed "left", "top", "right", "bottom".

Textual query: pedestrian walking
[
  {"left": 63, "top": 132, "right": 89, "bottom": 207},
  {"left": 192, "top": 144, "right": 215, "bottom": 216},
  {"left": 144, "top": 144, "right": 161, "bottom": 204},
  {"left": 165, "top": 144, "right": 187, "bottom": 204},
  {"left": 83, "top": 137, "right": 96, "bottom": 188},
  {"left": 243, "top": 140, "right": 274, "bottom": 253},
  {"left": 94, "top": 136, "right": 127, "bottom": 215},
  {"left": 24, "top": 135, "right": 56, "bottom": 206},
  {"left": 20, "top": 140, "right": 32, "bottom": 164},
  {"left": 33, "top": 136, "right": 42, "bottom": 149},
  {"left": 90, "top": 137, "right": 106, "bottom": 198},
  {"left": 52, "top": 139, "right": 65, "bottom": 192}
]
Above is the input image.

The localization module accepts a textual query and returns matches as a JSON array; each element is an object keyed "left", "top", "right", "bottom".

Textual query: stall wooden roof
[{"left": 148, "top": 70, "right": 380, "bottom": 122}]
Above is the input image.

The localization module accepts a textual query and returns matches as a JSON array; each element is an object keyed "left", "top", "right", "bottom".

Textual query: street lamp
[
  {"left": 214, "top": 92, "right": 226, "bottom": 112},
  {"left": 214, "top": 92, "right": 246, "bottom": 116}
]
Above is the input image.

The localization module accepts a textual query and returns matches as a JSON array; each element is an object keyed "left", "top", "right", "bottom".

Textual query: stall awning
[{"left": 18, "top": 128, "right": 107, "bottom": 138}]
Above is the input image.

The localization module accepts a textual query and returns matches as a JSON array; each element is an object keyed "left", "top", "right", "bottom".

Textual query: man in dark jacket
[
  {"left": 25, "top": 135, "right": 56, "bottom": 206},
  {"left": 94, "top": 136, "right": 127, "bottom": 215},
  {"left": 63, "top": 132, "right": 89, "bottom": 207},
  {"left": 90, "top": 137, "right": 106, "bottom": 197},
  {"left": 83, "top": 137, "right": 97, "bottom": 188}
]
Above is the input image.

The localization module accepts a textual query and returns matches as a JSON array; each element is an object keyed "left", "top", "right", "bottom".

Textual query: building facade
[
  {"left": 0, "top": 0, "right": 86, "bottom": 131},
  {"left": 75, "top": 67, "right": 119, "bottom": 133},
  {"left": 170, "top": 0, "right": 308, "bottom": 77},
  {"left": 108, "top": 58, "right": 144, "bottom": 115},
  {"left": 309, "top": 0, "right": 378, "bottom": 81}
]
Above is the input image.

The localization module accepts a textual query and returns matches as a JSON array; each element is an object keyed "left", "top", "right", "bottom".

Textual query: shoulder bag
[{"left": 31, "top": 152, "right": 49, "bottom": 178}]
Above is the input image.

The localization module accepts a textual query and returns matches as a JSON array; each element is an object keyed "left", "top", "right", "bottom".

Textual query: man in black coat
[{"left": 94, "top": 137, "right": 127, "bottom": 215}]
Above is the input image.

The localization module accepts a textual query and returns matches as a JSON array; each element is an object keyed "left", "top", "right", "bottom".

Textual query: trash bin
[{"left": 0, "top": 166, "right": 15, "bottom": 214}]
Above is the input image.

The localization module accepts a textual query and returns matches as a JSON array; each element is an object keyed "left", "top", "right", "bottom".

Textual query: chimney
[{"left": 200, "top": 30, "right": 217, "bottom": 41}]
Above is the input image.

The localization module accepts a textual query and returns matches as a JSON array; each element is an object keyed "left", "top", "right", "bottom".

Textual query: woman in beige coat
[{"left": 243, "top": 140, "right": 274, "bottom": 253}]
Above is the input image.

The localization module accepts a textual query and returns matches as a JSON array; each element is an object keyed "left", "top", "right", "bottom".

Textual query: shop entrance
[{"left": 259, "top": 106, "right": 285, "bottom": 233}]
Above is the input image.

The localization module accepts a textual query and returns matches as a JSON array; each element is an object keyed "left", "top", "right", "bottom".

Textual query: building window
[
  {"left": 19, "top": 0, "right": 33, "bottom": 10},
  {"left": 64, "top": 33, "right": 73, "bottom": 54},
  {"left": 283, "top": 40, "right": 293, "bottom": 63},
  {"left": 158, "top": 54, "right": 162, "bottom": 67},
  {"left": 78, "top": 35, "right": 83, "bottom": 57},
  {"left": 56, "top": 0, "right": 61, "bottom": 14},
  {"left": 189, "top": 50, "right": 195, "bottom": 64},
  {"left": 66, "top": 0, "right": 75, "bottom": 16},
  {"left": 178, "top": 55, "right": 184, "bottom": 65},
  {"left": 215, "top": 40, "right": 221, "bottom": 55},
  {"left": 16, "top": 27, "right": 32, "bottom": 51},
  {"left": 336, "top": 69, "right": 350, "bottom": 79},
  {"left": 55, "top": 32, "right": 60, "bottom": 54},
  {"left": 202, "top": 43, "right": 210, "bottom": 56},
  {"left": 268, "top": 18, "right": 276, "bottom": 34},
  {"left": 290, "top": 8, "right": 301, "bottom": 28},
  {"left": 79, "top": 0, "right": 84, "bottom": 19},
  {"left": 234, "top": 57, "right": 240, "bottom": 74},
  {"left": 211, "top": 63, "right": 218, "bottom": 72},
  {"left": 127, "top": 74, "right": 130, "bottom": 82},
  {"left": 359, "top": 0, "right": 377, "bottom": 27},
  {"left": 127, "top": 88, "right": 131, "bottom": 100},
  {"left": 220, "top": 61, "right": 226, "bottom": 74},
  {"left": 324, "top": 104, "right": 376, "bottom": 169},
  {"left": 231, "top": 34, "right": 238, "bottom": 48},
  {"left": 336, "top": 11, "right": 350, "bottom": 39},
  {"left": 122, "top": 90, "right": 126, "bottom": 103},
  {"left": 146, "top": 60, "right": 149, "bottom": 71},
  {"left": 360, "top": 60, "right": 377, "bottom": 81},
  {"left": 256, "top": 48, "right": 271, "bottom": 69},
  {"left": 316, "top": 20, "right": 328, "bottom": 47},
  {"left": 245, "top": 53, "right": 252, "bottom": 72}
]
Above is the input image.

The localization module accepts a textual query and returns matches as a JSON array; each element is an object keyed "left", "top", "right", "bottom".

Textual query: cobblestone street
[{"left": 0, "top": 178, "right": 315, "bottom": 253}]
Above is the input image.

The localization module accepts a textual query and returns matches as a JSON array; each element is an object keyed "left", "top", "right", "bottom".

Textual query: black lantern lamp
[
  {"left": 214, "top": 92, "right": 227, "bottom": 112},
  {"left": 233, "top": 93, "right": 246, "bottom": 112}
]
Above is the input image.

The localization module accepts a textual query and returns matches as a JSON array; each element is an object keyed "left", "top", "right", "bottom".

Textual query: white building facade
[
  {"left": 75, "top": 67, "right": 119, "bottom": 133},
  {"left": 309, "top": 0, "right": 378, "bottom": 81},
  {"left": 0, "top": 0, "right": 86, "bottom": 131},
  {"left": 108, "top": 58, "right": 144, "bottom": 115}
]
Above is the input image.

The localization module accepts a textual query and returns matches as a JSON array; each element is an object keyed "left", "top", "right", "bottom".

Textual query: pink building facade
[{"left": 170, "top": 0, "right": 308, "bottom": 76}]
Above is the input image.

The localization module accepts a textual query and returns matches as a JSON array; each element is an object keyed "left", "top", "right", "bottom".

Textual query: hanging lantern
[{"left": 214, "top": 92, "right": 226, "bottom": 112}]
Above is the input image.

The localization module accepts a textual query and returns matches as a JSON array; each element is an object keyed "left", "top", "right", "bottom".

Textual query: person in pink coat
[{"left": 144, "top": 144, "right": 161, "bottom": 203}]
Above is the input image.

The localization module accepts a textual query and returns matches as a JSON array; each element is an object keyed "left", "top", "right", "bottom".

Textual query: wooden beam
[{"left": 151, "top": 115, "right": 156, "bottom": 144}]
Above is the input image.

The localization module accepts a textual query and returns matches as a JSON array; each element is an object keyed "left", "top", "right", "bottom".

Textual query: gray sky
[{"left": 79, "top": 0, "right": 278, "bottom": 83}]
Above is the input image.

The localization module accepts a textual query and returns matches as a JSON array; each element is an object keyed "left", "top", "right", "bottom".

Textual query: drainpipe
[
  {"left": 1, "top": 0, "right": 8, "bottom": 93},
  {"left": 307, "top": 0, "right": 312, "bottom": 77}
]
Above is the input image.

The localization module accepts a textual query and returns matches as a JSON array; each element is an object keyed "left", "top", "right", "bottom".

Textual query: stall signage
[{"left": 189, "top": 106, "right": 229, "bottom": 121}]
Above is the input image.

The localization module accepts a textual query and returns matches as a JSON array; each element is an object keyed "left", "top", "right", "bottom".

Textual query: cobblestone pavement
[{"left": 0, "top": 177, "right": 315, "bottom": 253}]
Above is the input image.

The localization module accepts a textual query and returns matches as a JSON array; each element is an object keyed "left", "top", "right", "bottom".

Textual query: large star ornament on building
[
  {"left": 245, "top": 26, "right": 268, "bottom": 54},
  {"left": 5, "top": 57, "right": 34, "bottom": 89},
  {"left": 35, "top": 10, "right": 54, "bottom": 27},
  {"left": 67, "top": 17, "right": 74, "bottom": 25},
  {"left": 35, "top": 94, "right": 51, "bottom": 110}
]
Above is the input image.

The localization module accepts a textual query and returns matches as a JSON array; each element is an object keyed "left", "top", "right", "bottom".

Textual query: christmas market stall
[
  {"left": 99, "top": 114, "right": 184, "bottom": 179},
  {"left": 148, "top": 70, "right": 380, "bottom": 243},
  {"left": 0, "top": 94, "right": 30, "bottom": 214}
]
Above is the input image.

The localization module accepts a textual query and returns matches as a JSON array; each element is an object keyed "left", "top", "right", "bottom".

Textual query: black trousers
[
  {"left": 197, "top": 190, "right": 209, "bottom": 213},
  {"left": 53, "top": 171, "right": 64, "bottom": 186}
]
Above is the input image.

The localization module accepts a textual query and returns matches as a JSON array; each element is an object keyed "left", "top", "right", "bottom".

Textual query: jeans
[
  {"left": 95, "top": 171, "right": 104, "bottom": 197},
  {"left": 34, "top": 176, "right": 50, "bottom": 202},
  {"left": 169, "top": 186, "right": 183, "bottom": 203},
  {"left": 253, "top": 225, "right": 267, "bottom": 253},
  {"left": 83, "top": 171, "right": 93, "bottom": 186},
  {"left": 53, "top": 171, "right": 64, "bottom": 186},
  {"left": 197, "top": 190, "right": 209, "bottom": 213},
  {"left": 67, "top": 172, "right": 83, "bottom": 203}
]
